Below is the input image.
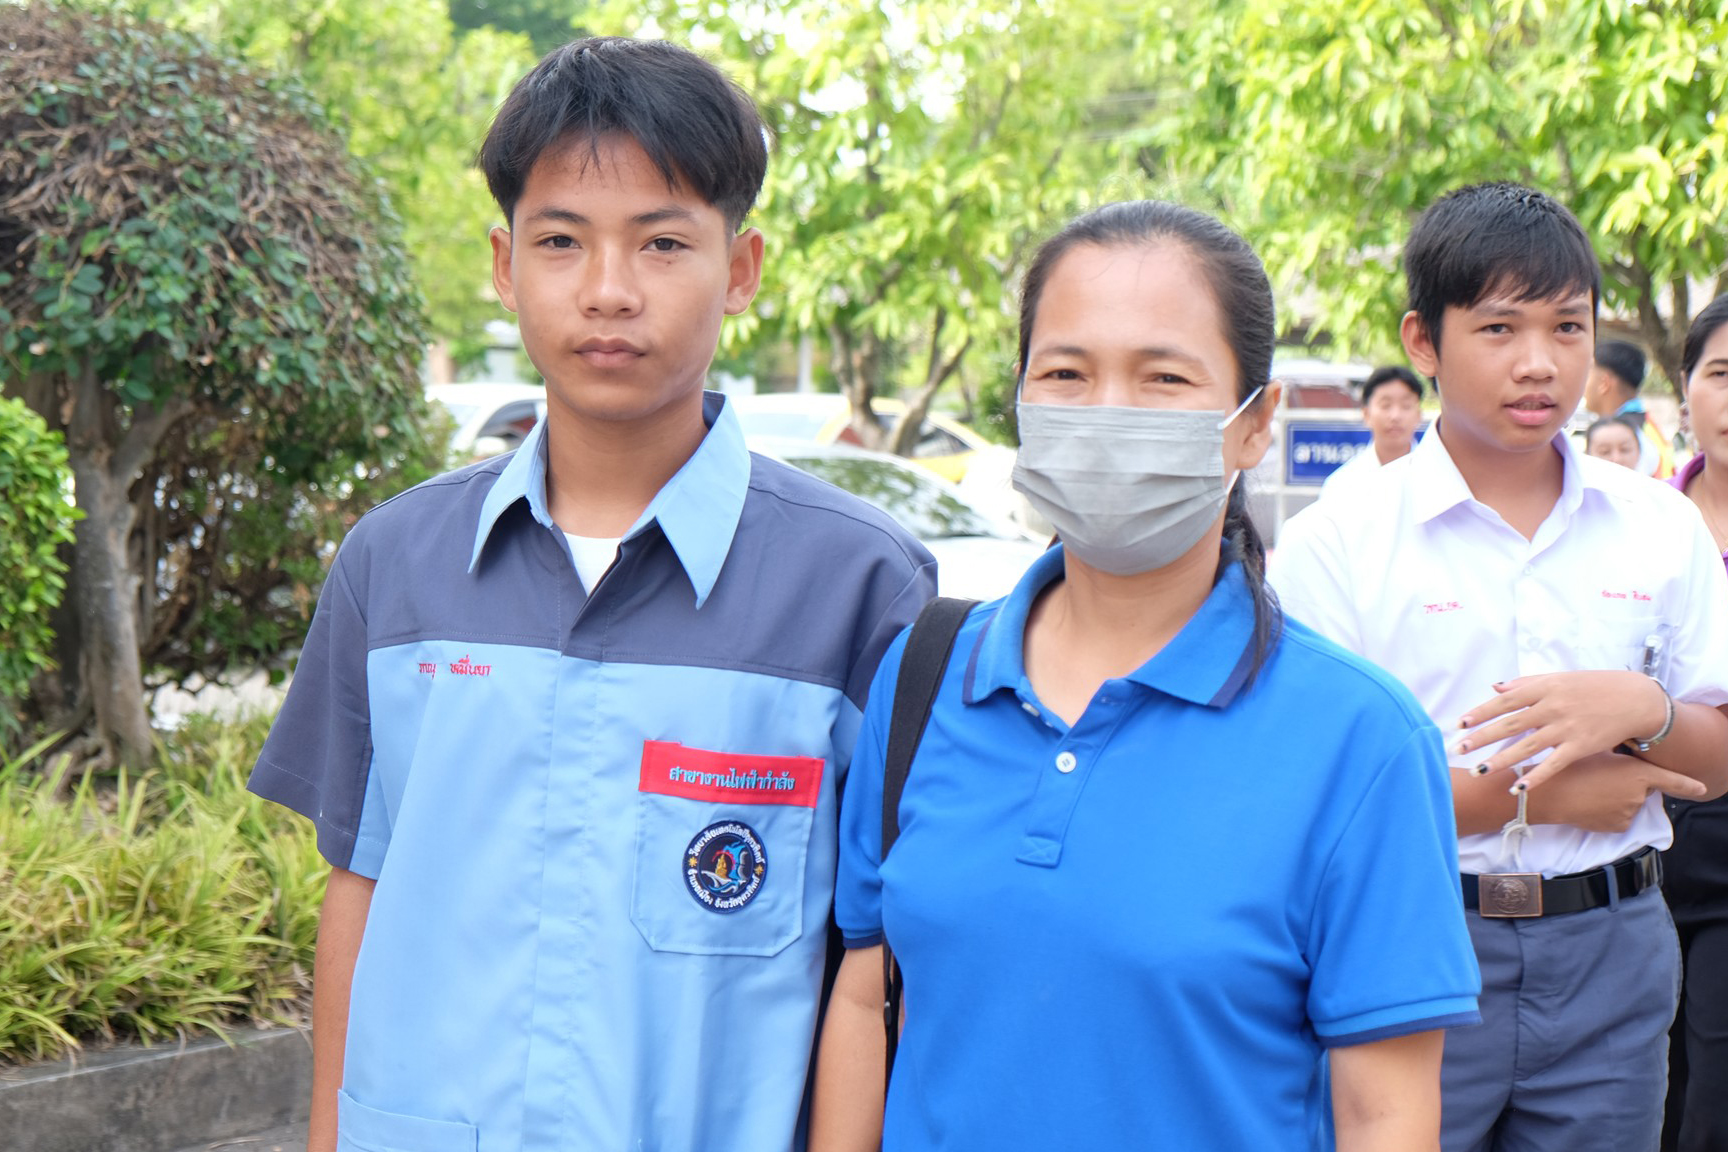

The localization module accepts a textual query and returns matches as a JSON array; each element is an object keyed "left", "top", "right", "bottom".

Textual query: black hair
[
  {"left": 1594, "top": 339, "right": 1646, "bottom": 392},
  {"left": 1016, "top": 200, "right": 1282, "bottom": 682},
  {"left": 1404, "top": 182, "right": 1600, "bottom": 351},
  {"left": 1361, "top": 365, "right": 1424, "bottom": 405},
  {"left": 1682, "top": 295, "right": 1728, "bottom": 385},
  {"left": 479, "top": 37, "right": 768, "bottom": 232},
  {"left": 1585, "top": 417, "right": 1638, "bottom": 450}
]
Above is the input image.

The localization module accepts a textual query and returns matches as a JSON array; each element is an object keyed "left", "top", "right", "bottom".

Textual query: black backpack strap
[{"left": 880, "top": 595, "right": 976, "bottom": 1078}]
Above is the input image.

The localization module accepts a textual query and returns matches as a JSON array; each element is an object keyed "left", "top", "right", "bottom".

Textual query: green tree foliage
[
  {"left": 0, "top": 5, "right": 443, "bottom": 766},
  {"left": 1145, "top": 0, "right": 1728, "bottom": 380},
  {"left": 97, "top": 0, "right": 538, "bottom": 364},
  {"left": 0, "top": 400, "right": 78, "bottom": 735},
  {"left": 594, "top": 0, "right": 1136, "bottom": 450},
  {"left": 451, "top": 0, "right": 589, "bottom": 56}
]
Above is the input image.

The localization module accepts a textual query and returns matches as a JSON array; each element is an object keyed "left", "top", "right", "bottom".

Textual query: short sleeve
[
  {"left": 1307, "top": 725, "right": 1482, "bottom": 1046},
  {"left": 247, "top": 541, "right": 380, "bottom": 874},
  {"left": 829, "top": 560, "right": 935, "bottom": 806},
  {"left": 1267, "top": 506, "right": 1364, "bottom": 654},
  {"left": 843, "top": 561, "right": 938, "bottom": 710},
  {"left": 833, "top": 627, "right": 913, "bottom": 948}
]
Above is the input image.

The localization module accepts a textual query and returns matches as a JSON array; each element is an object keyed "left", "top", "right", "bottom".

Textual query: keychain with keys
[{"left": 1500, "top": 776, "right": 1533, "bottom": 854}]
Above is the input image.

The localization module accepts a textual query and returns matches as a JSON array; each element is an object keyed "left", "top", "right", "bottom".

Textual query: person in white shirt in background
[
  {"left": 1271, "top": 181, "right": 1728, "bottom": 1152},
  {"left": 1318, "top": 365, "right": 1424, "bottom": 500}
]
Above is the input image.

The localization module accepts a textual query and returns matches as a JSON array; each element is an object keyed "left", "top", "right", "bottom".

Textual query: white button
[
  {"left": 1055, "top": 751, "right": 1077, "bottom": 774},
  {"left": 1021, "top": 701, "right": 1039, "bottom": 716},
  {"left": 1523, "top": 565, "right": 1534, "bottom": 577},
  {"left": 1523, "top": 635, "right": 1539, "bottom": 650}
]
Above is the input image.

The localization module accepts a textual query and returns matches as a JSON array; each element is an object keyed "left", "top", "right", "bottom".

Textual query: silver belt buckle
[{"left": 1478, "top": 873, "right": 1543, "bottom": 918}]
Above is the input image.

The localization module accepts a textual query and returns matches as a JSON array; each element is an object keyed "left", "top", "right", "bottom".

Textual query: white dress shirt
[
  {"left": 1317, "top": 443, "right": 1382, "bottom": 501},
  {"left": 1271, "top": 424, "right": 1728, "bottom": 876}
]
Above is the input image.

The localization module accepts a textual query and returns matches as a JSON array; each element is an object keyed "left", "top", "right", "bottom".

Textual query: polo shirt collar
[
  {"left": 1408, "top": 419, "right": 1591, "bottom": 525},
  {"left": 963, "top": 544, "right": 1260, "bottom": 710},
  {"left": 469, "top": 391, "right": 751, "bottom": 608}
]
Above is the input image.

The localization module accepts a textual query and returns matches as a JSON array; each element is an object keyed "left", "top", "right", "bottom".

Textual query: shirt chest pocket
[
  {"left": 1575, "top": 604, "right": 1665, "bottom": 683},
  {"left": 1576, "top": 604, "right": 1670, "bottom": 680},
  {"left": 629, "top": 740, "right": 823, "bottom": 957}
]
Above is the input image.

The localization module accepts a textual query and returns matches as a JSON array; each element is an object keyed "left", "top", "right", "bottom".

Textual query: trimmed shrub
[
  {"left": 0, "top": 397, "right": 77, "bottom": 732},
  {"left": 0, "top": 713, "right": 323, "bottom": 1063}
]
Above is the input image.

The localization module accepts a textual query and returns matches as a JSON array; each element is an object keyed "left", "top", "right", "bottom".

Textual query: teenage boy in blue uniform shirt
[
  {"left": 249, "top": 38, "right": 936, "bottom": 1152},
  {"left": 1273, "top": 182, "right": 1728, "bottom": 1152}
]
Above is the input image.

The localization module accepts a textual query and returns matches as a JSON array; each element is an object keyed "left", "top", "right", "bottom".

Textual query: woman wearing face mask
[{"left": 811, "top": 202, "right": 1480, "bottom": 1152}]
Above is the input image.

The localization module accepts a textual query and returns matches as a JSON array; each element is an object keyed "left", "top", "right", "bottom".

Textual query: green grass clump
[{"left": 0, "top": 713, "right": 324, "bottom": 1064}]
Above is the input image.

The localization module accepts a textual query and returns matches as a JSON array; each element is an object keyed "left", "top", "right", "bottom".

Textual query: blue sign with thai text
[{"left": 1285, "top": 423, "right": 1372, "bottom": 486}]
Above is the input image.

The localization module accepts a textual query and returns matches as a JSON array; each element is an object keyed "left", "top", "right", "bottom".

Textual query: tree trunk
[
  {"left": 832, "top": 322, "right": 889, "bottom": 451},
  {"left": 889, "top": 310, "right": 972, "bottom": 458},
  {"left": 1629, "top": 259, "right": 1686, "bottom": 391},
  {"left": 68, "top": 456, "right": 152, "bottom": 767},
  {"left": 60, "top": 363, "right": 187, "bottom": 768}
]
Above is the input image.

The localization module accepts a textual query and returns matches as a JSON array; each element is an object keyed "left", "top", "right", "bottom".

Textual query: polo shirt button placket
[{"left": 1055, "top": 751, "right": 1077, "bottom": 774}]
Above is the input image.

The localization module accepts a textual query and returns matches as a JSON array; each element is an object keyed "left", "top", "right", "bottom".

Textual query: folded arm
[{"left": 1454, "top": 672, "right": 1728, "bottom": 798}]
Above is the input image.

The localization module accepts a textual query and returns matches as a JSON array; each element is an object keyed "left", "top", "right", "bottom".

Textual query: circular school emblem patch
[{"left": 684, "top": 820, "right": 768, "bottom": 913}]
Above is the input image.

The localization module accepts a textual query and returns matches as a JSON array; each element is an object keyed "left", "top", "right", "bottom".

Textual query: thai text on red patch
[{"left": 639, "top": 740, "right": 823, "bottom": 808}]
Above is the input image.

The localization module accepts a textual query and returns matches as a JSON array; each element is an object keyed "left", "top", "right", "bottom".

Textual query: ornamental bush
[
  {"left": 0, "top": 712, "right": 323, "bottom": 1064},
  {"left": 0, "top": 5, "right": 443, "bottom": 765},
  {"left": 0, "top": 397, "right": 77, "bottom": 735}
]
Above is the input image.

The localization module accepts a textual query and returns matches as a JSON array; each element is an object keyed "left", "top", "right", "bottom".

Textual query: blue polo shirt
[
  {"left": 836, "top": 546, "right": 1480, "bottom": 1150},
  {"left": 251, "top": 393, "right": 935, "bottom": 1152}
]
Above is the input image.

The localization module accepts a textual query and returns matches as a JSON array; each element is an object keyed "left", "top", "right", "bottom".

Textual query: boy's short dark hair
[
  {"left": 1594, "top": 339, "right": 1646, "bottom": 392},
  {"left": 480, "top": 36, "right": 768, "bottom": 232},
  {"left": 1404, "top": 182, "right": 1600, "bottom": 349},
  {"left": 1362, "top": 365, "right": 1424, "bottom": 404}
]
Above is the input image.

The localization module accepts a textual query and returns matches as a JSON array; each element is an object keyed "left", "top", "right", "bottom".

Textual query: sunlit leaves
[
  {"left": 593, "top": 0, "right": 1135, "bottom": 433},
  {"left": 1148, "top": 0, "right": 1728, "bottom": 378}
]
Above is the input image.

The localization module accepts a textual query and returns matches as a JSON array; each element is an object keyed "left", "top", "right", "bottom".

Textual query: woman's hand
[{"left": 1452, "top": 671, "right": 1667, "bottom": 792}]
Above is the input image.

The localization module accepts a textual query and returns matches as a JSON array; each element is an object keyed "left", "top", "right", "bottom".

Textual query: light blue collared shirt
[{"left": 253, "top": 392, "right": 937, "bottom": 1150}]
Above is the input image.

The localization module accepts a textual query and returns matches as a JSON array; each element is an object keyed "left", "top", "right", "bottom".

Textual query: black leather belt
[{"left": 1462, "top": 845, "right": 1662, "bottom": 918}]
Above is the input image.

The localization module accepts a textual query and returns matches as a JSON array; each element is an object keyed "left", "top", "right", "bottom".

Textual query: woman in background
[{"left": 1662, "top": 294, "right": 1728, "bottom": 1152}]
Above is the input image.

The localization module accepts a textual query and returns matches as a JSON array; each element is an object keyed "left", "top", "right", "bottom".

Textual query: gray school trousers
[{"left": 1441, "top": 882, "right": 1680, "bottom": 1152}]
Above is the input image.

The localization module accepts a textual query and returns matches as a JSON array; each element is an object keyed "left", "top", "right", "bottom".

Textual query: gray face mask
[{"left": 1011, "top": 387, "right": 1264, "bottom": 576}]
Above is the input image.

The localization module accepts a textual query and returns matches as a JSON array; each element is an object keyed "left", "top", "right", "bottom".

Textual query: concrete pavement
[{"left": 170, "top": 1121, "right": 308, "bottom": 1152}]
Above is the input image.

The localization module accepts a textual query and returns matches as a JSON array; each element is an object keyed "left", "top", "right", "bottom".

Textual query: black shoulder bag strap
[{"left": 880, "top": 595, "right": 977, "bottom": 1080}]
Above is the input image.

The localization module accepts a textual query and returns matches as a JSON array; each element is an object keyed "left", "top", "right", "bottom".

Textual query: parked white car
[
  {"left": 427, "top": 382, "right": 546, "bottom": 462},
  {"left": 751, "top": 436, "right": 1046, "bottom": 601}
]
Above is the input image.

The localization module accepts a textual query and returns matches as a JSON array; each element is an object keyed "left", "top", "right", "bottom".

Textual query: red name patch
[{"left": 639, "top": 741, "right": 824, "bottom": 809}]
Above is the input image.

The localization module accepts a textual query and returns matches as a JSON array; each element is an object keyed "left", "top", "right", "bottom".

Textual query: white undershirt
[{"left": 565, "top": 533, "right": 622, "bottom": 592}]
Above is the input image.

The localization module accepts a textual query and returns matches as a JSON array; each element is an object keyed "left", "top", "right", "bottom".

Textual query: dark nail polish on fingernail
[
  {"left": 1474, "top": 764, "right": 1490, "bottom": 776},
  {"left": 1514, "top": 781, "right": 1527, "bottom": 792}
]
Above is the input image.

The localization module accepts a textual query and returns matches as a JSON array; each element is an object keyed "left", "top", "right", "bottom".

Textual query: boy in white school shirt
[{"left": 1271, "top": 182, "right": 1728, "bottom": 1152}]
